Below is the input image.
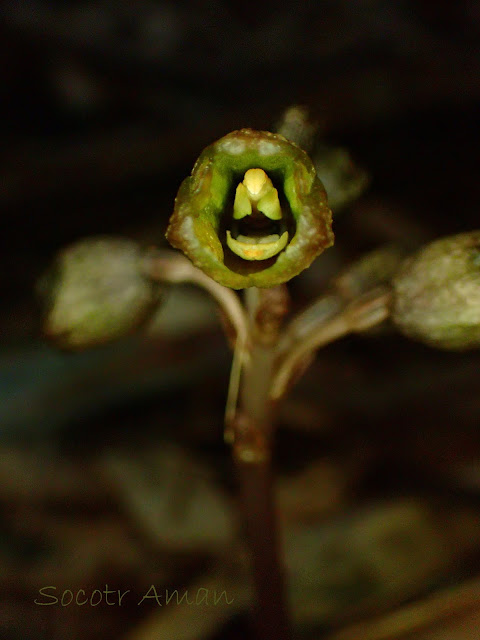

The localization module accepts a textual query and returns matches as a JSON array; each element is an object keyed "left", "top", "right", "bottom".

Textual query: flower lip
[{"left": 166, "top": 128, "right": 334, "bottom": 289}]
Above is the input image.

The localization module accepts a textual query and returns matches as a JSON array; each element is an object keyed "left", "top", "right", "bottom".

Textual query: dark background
[{"left": 1, "top": 2, "right": 480, "bottom": 639}]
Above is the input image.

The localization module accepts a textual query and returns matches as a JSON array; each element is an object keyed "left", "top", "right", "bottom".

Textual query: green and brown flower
[{"left": 166, "top": 129, "right": 334, "bottom": 289}]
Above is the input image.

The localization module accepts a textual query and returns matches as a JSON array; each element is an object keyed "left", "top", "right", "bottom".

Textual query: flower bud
[
  {"left": 392, "top": 231, "right": 480, "bottom": 349},
  {"left": 166, "top": 129, "right": 334, "bottom": 289},
  {"left": 39, "top": 237, "right": 162, "bottom": 350}
]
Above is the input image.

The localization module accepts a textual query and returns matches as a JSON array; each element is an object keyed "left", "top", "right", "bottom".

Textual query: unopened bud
[
  {"left": 39, "top": 237, "right": 162, "bottom": 350},
  {"left": 392, "top": 231, "right": 480, "bottom": 349}
]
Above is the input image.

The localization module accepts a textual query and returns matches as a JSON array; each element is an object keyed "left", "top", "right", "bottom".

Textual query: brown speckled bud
[
  {"left": 166, "top": 129, "right": 334, "bottom": 289},
  {"left": 39, "top": 237, "right": 162, "bottom": 350},
  {"left": 392, "top": 231, "right": 480, "bottom": 349}
]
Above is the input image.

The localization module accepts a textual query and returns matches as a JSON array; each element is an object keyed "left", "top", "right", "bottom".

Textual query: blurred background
[{"left": 2, "top": 1, "right": 480, "bottom": 639}]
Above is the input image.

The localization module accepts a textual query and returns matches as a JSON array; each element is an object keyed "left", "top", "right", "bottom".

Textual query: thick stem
[{"left": 233, "top": 286, "right": 291, "bottom": 640}]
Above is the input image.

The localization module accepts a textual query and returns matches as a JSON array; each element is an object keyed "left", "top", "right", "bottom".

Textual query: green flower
[
  {"left": 392, "top": 231, "right": 480, "bottom": 349},
  {"left": 166, "top": 129, "right": 334, "bottom": 289}
]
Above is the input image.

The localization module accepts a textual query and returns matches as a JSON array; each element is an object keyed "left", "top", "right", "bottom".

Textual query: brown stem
[{"left": 232, "top": 286, "right": 291, "bottom": 640}]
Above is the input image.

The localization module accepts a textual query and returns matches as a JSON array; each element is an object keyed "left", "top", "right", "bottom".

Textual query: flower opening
[{"left": 166, "top": 129, "right": 334, "bottom": 289}]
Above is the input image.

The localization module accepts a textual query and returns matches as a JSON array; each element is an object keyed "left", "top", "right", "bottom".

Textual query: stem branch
[
  {"left": 142, "top": 249, "right": 248, "bottom": 345},
  {"left": 272, "top": 287, "right": 392, "bottom": 400}
]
